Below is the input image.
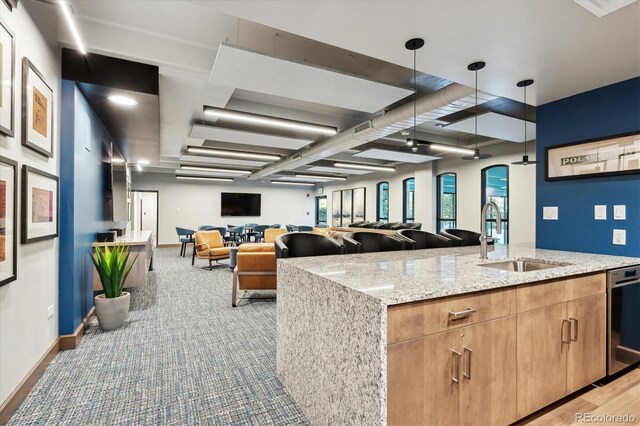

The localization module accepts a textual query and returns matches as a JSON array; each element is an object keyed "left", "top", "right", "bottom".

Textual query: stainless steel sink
[{"left": 478, "top": 259, "right": 571, "bottom": 272}]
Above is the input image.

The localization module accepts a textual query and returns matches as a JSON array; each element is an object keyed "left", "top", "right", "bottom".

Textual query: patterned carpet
[{"left": 9, "top": 248, "right": 309, "bottom": 425}]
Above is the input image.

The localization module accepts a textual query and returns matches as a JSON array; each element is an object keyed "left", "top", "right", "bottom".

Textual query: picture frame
[
  {"left": 545, "top": 132, "right": 640, "bottom": 181},
  {"left": 0, "top": 18, "right": 15, "bottom": 137},
  {"left": 331, "top": 190, "right": 341, "bottom": 227},
  {"left": 341, "top": 189, "right": 353, "bottom": 225},
  {"left": 22, "top": 57, "right": 54, "bottom": 158},
  {"left": 0, "top": 156, "right": 18, "bottom": 286},
  {"left": 21, "top": 165, "right": 59, "bottom": 244},
  {"left": 352, "top": 187, "right": 366, "bottom": 222},
  {"left": 1, "top": 0, "right": 18, "bottom": 11}
]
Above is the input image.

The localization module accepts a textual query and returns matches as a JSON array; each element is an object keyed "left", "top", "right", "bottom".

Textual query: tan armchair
[
  {"left": 264, "top": 228, "right": 286, "bottom": 243},
  {"left": 192, "top": 230, "right": 230, "bottom": 269},
  {"left": 232, "top": 243, "right": 277, "bottom": 307}
]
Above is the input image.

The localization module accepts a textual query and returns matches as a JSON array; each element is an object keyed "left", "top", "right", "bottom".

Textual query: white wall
[
  {"left": 321, "top": 142, "right": 536, "bottom": 244},
  {"left": 0, "top": 3, "right": 60, "bottom": 406},
  {"left": 132, "top": 172, "right": 316, "bottom": 245}
]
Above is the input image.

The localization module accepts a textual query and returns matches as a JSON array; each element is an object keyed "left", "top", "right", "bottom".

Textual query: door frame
[
  {"left": 131, "top": 189, "right": 159, "bottom": 247},
  {"left": 315, "top": 195, "right": 327, "bottom": 226}
]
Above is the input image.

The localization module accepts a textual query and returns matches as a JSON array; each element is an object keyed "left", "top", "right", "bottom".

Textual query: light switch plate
[
  {"left": 614, "top": 205, "right": 626, "bottom": 220},
  {"left": 543, "top": 206, "right": 558, "bottom": 220},
  {"left": 594, "top": 205, "right": 607, "bottom": 220},
  {"left": 613, "top": 229, "right": 626, "bottom": 245},
  {"left": 47, "top": 305, "right": 54, "bottom": 318}
]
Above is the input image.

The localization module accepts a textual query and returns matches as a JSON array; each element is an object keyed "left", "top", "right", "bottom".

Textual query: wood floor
[{"left": 518, "top": 367, "right": 640, "bottom": 425}]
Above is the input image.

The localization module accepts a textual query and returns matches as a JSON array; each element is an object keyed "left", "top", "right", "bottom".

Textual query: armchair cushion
[
  {"left": 239, "top": 242, "right": 275, "bottom": 253},
  {"left": 264, "top": 228, "right": 286, "bottom": 243},
  {"left": 195, "top": 230, "right": 229, "bottom": 259}
]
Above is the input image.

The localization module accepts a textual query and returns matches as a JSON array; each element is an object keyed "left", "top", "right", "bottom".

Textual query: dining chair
[{"left": 175, "top": 227, "right": 195, "bottom": 257}]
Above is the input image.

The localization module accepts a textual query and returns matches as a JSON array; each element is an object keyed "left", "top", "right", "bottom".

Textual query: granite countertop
[
  {"left": 279, "top": 244, "right": 640, "bottom": 305},
  {"left": 94, "top": 230, "right": 153, "bottom": 247}
]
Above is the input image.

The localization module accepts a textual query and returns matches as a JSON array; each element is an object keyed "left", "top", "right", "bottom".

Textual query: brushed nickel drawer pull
[
  {"left": 449, "top": 307, "right": 477, "bottom": 320},
  {"left": 561, "top": 318, "right": 572, "bottom": 344},
  {"left": 451, "top": 349, "right": 461, "bottom": 384},
  {"left": 463, "top": 346, "right": 473, "bottom": 380},
  {"left": 569, "top": 317, "right": 578, "bottom": 342}
]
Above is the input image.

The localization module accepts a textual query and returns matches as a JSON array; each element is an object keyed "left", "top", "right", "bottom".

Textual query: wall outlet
[
  {"left": 613, "top": 229, "right": 626, "bottom": 245},
  {"left": 47, "top": 305, "right": 54, "bottom": 319},
  {"left": 614, "top": 205, "right": 626, "bottom": 220},
  {"left": 594, "top": 205, "right": 607, "bottom": 220},
  {"left": 543, "top": 206, "right": 558, "bottom": 220}
]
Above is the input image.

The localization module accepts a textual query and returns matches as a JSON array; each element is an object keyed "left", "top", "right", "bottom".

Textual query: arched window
[
  {"left": 481, "top": 165, "right": 509, "bottom": 243},
  {"left": 402, "top": 178, "right": 415, "bottom": 223},
  {"left": 437, "top": 173, "right": 456, "bottom": 232},
  {"left": 376, "top": 181, "right": 389, "bottom": 223}
]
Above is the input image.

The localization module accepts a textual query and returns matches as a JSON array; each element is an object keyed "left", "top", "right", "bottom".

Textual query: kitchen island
[
  {"left": 276, "top": 244, "right": 640, "bottom": 425},
  {"left": 93, "top": 230, "right": 154, "bottom": 290}
]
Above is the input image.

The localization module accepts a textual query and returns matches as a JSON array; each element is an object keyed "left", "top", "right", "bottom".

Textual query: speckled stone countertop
[{"left": 280, "top": 244, "right": 640, "bottom": 306}]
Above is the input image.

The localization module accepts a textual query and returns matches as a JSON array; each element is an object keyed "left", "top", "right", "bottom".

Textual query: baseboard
[
  {"left": 60, "top": 307, "right": 95, "bottom": 351},
  {"left": 158, "top": 243, "right": 181, "bottom": 248},
  {"left": 0, "top": 338, "right": 60, "bottom": 426}
]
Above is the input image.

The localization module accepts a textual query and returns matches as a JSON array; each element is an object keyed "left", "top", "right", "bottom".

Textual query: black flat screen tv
[{"left": 221, "top": 192, "right": 261, "bottom": 216}]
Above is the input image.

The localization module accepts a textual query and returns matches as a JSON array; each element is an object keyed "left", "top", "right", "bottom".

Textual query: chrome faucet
[{"left": 480, "top": 201, "right": 502, "bottom": 259}]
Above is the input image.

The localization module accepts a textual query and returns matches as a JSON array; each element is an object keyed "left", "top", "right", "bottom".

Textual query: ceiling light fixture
[
  {"left": 108, "top": 95, "right": 138, "bottom": 106},
  {"left": 415, "top": 141, "right": 476, "bottom": 155},
  {"left": 137, "top": 159, "right": 150, "bottom": 165},
  {"left": 461, "top": 62, "right": 492, "bottom": 161},
  {"left": 179, "top": 165, "right": 251, "bottom": 174},
  {"left": 111, "top": 157, "right": 125, "bottom": 164},
  {"left": 512, "top": 79, "right": 538, "bottom": 166},
  {"left": 404, "top": 38, "right": 425, "bottom": 153},
  {"left": 59, "top": 0, "right": 86, "bottom": 55},
  {"left": 271, "top": 181, "right": 315, "bottom": 187},
  {"left": 175, "top": 175, "right": 234, "bottom": 182},
  {"left": 294, "top": 174, "right": 347, "bottom": 181},
  {"left": 186, "top": 146, "right": 281, "bottom": 162},
  {"left": 333, "top": 162, "right": 396, "bottom": 172},
  {"left": 203, "top": 106, "right": 337, "bottom": 136}
]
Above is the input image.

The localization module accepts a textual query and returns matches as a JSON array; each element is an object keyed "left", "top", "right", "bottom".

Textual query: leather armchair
[
  {"left": 439, "top": 229, "right": 489, "bottom": 247},
  {"left": 192, "top": 230, "right": 231, "bottom": 269},
  {"left": 275, "top": 233, "right": 345, "bottom": 258},
  {"left": 361, "top": 222, "right": 382, "bottom": 228},
  {"left": 264, "top": 228, "right": 286, "bottom": 243},
  {"left": 397, "top": 229, "right": 453, "bottom": 249},
  {"left": 347, "top": 221, "right": 368, "bottom": 228},
  {"left": 375, "top": 222, "right": 401, "bottom": 229},
  {"left": 233, "top": 243, "right": 277, "bottom": 307},
  {"left": 344, "top": 232, "right": 414, "bottom": 253},
  {"left": 392, "top": 222, "right": 422, "bottom": 230}
]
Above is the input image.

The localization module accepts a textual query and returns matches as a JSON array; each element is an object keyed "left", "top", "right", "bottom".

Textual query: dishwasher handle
[{"left": 611, "top": 278, "right": 640, "bottom": 289}]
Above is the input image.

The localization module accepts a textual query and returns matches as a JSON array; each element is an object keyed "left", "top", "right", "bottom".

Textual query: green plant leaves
[{"left": 90, "top": 242, "right": 139, "bottom": 298}]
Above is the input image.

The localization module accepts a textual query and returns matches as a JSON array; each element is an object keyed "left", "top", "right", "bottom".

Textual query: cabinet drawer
[
  {"left": 517, "top": 273, "right": 605, "bottom": 312},
  {"left": 388, "top": 288, "right": 516, "bottom": 344}
]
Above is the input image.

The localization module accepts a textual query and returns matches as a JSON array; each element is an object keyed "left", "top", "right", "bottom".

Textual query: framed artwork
[
  {"left": 1, "top": 0, "right": 18, "bottom": 11},
  {"left": 22, "top": 57, "right": 54, "bottom": 158},
  {"left": 545, "top": 132, "right": 640, "bottom": 181},
  {"left": 0, "top": 156, "right": 17, "bottom": 286},
  {"left": 353, "top": 187, "right": 366, "bottom": 222},
  {"left": 0, "top": 19, "right": 15, "bottom": 137},
  {"left": 331, "top": 190, "right": 341, "bottom": 227},
  {"left": 341, "top": 189, "right": 353, "bottom": 225},
  {"left": 21, "top": 165, "right": 58, "bottom": 244}
]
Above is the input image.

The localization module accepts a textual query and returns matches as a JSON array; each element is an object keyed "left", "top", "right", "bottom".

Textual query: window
[
  {"left": 402, "top": 178, "right": 415, "bottom": 223},
  {"left": 437, "top": 173, "right": 456, "bottom": 232},
  {"left": 315, "top": 196, "right": 327, "bottom": 225},
  {"left": 376, "top": 182, "right": 389, "bottom": 223},
  {"left": 481, "top": 165, "right": 509, "bottom": 244}
]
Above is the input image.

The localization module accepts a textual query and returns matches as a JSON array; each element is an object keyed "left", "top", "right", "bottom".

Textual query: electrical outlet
[
  {"left": 614, "top": 205, "right": 626, "bottom": 220},
  {"left": 594, "top": 205, "right": 607, "bottom": 220},
  {"left": 47, "top": 305, "right": 54, "bottom": 318},
  {"left": 543, "top": 206, "right": 558, "bottom": 220},
  {"left": 613, "top": 229, "right": 626, "bottom": 245}
]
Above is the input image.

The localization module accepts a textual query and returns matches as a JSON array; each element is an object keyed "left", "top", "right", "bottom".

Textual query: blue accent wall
[
  {"left": 536, "top": 77, "right": 640, "bottom": 257},
  {"left": 59, "top": 81, "right": 111, "bottom": 335}
]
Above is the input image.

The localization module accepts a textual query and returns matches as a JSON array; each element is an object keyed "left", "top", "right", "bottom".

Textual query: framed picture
[
  {"left": 21, "top": 165, "right": 58, "bottom": 244},
  {"left": 1, "top": 0, "right": 18, "bottom": 11},
  {"left": 353, "top": 187, "right": 366, "bottom": 222},
  {"left": 331, "top": 190, "right": 341, "bottom": 227},
  {"left": 341, "top": 189, "right": 353, "bottom": 225},
  {"left": 22, "top": 57, "right": 54, "bottom": 158},
  {"left": 545, "top": 132, "right": 640, "bottom": 181},
  {"left": 0, "top": 19, "right": 15, "bottom": 137},
  {"left": 0, "top": 156, "right": 17, "bottom": 286}
]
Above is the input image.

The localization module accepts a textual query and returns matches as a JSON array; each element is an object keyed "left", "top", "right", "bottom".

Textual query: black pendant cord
[
  {"left": 413, "top": 49, "right": 417, "bottom": 143},
  {"left": 474, "top": 68, "right": 478, "bottom": 149},
  {"left": 523, "top": 84, "right": 527, "bottom": 156}
]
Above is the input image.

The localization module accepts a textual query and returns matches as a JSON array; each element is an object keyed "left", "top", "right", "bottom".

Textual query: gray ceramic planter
[{"left": 95, "top": 292, "right": 130, "bottom": 331}]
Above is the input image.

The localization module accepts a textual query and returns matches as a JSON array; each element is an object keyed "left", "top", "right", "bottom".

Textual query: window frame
[
  {"left": 402, "top": 177, "right": 415, "bottom": 223},
  {"left": 376, "top": 181, "right": 389, "bottom": 222},
  {"left": 481, "top": 164, "right": 509, "bottom": 243},
  {"left": 436, "top": 172, "right": 457, "bottom": 232},
  {"left": 315, "top": 195, "right": 327, "bottom": 226}
]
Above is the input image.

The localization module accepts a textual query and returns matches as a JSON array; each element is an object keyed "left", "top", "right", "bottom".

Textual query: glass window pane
[
  {"left": 377, "top": 182, "right": 389, "bottom": 222},
  {"left": 482, "top": 166, "right": 508, "bottom": 244},
  {"left": 403, "top": 178, "right": 415, "bottom": 222}
]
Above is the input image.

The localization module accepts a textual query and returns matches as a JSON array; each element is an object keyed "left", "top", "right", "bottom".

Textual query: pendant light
[
  {"left": 461, "top": 61, "right": 492, "bottom": 160},
  {"left": 511, "top": 79, "right": 538, "bottom": 166},
  {"left": 404, "top": 38, "right": 425, "bottom": 153}
]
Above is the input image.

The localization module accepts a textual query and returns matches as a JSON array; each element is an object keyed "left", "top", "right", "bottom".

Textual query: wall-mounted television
[{"left": 221, "top": 192, "right": 261, "bottom": 216}]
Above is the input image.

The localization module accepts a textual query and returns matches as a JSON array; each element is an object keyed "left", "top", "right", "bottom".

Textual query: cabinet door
[
  {"left": 567, "top": 293, "right": 606, "bottom": 393},
  {"left": 387, "top": 329, "right": 461, "bottom": 425},
  {"left": 516, "top": 303, "right": 569, "bottom": 418},
  {"left": 459, "top": 315, "right": 517, "bottom": 426}
]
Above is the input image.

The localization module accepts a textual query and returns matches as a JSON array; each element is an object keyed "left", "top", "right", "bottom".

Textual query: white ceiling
[
  {"left": 354, "top": 148, "right": 440, "bottom": 163},
  {"left": 446, "top": 112, "right": 537, "bottom": 143},
  {"left": 190, "top": 124, "right": 312, "bottom": 150}
]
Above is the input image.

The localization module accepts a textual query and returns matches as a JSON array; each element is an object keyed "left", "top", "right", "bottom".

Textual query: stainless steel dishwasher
[{"left": 608, "top": 265, "right": 640, "bottom": 375}]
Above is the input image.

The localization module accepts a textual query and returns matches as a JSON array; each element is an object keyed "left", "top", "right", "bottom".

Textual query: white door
[{"left": 132, "top": 191, "right": 158, "bottom": 247}]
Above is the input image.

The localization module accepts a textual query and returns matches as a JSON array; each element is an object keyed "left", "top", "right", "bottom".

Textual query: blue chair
[
  {"left": 244, "top": 223, "right": 259, "bottom": 242},
  {"left": 286, "top": 224, "right": 298, "bottom": 232},
  {"left": 253, "top": 225, "right": 270, "bottom": 242},
  {"left": 297, "top": 225, "right": 314, "bottom": 232},
  {"left": 227, "top": 225, "right": 245, "bottom": 244},
  {"left": 270, "top": 224, "right": 281, "bottom": 229},
  {"left": 199, "top": 225, "right": 216, "bottom": 231},
  {"left": 176, "top": 227, "right": 195, "bottom": 257}
]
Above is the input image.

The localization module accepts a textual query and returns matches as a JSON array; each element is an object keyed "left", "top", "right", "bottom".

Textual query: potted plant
[{"left": 90, "top": 243, "right": 139, "bottom": 331}]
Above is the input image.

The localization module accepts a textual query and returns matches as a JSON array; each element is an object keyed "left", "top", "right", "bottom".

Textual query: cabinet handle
[
  {"left": 448, "top": 307, "right": 477, "bottom": 321},
  {"left": 569, "top": 317, "right": 578, "bottom": 342},
  {"left": 451, "top": 349, "right": 461, "bottom": 384},
  {"left": 561, "top": 318, "right": 572, "bottom": 344},
  {"left": 463, "top": 346, "right": 473, "bottom": 380}
]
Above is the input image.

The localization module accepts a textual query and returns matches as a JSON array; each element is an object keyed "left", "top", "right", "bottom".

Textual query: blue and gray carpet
[{"left": 9, "top": 248, "right": 309, "bottom": 425}]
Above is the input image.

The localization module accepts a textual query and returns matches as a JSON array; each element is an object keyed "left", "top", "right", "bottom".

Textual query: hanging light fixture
[
  {"left": 512, "top": 79, "right": 538, "bottom": 166},
  {"left": 404, "top": 38, "right": 425, "bottom": 153},
  {"left": 461, "top": 61, "right": 492, "bottom": 161}
]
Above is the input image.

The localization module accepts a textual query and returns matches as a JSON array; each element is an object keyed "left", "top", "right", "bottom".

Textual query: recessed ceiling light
[
  {"left": 176, "top": 175, "right": 234, "bottom": 182},
  {"left": 179, "top": 165, "right": 251, "bottom": 174},
  {"left": 333, "top": 162, "right": 396, "bottom": 172},
  {"left": 186, "top": 146, "right": 281, "bottom": 162},
  {"left": 295, "top": 173, "right": 347, "bottom": 181},
  {"left": 271, "top": 181, "right": 315, "bottom": 187},
  {"left": 108, "top": 95, "right": 138, "bottom": 106},
  {"left": 137, "top": 159, "right": 150, "bottom": 165}
]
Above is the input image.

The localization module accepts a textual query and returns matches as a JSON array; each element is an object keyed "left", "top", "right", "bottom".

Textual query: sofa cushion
[{"left": 239, "top": 243, "right": 275, "bottom": 253}]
